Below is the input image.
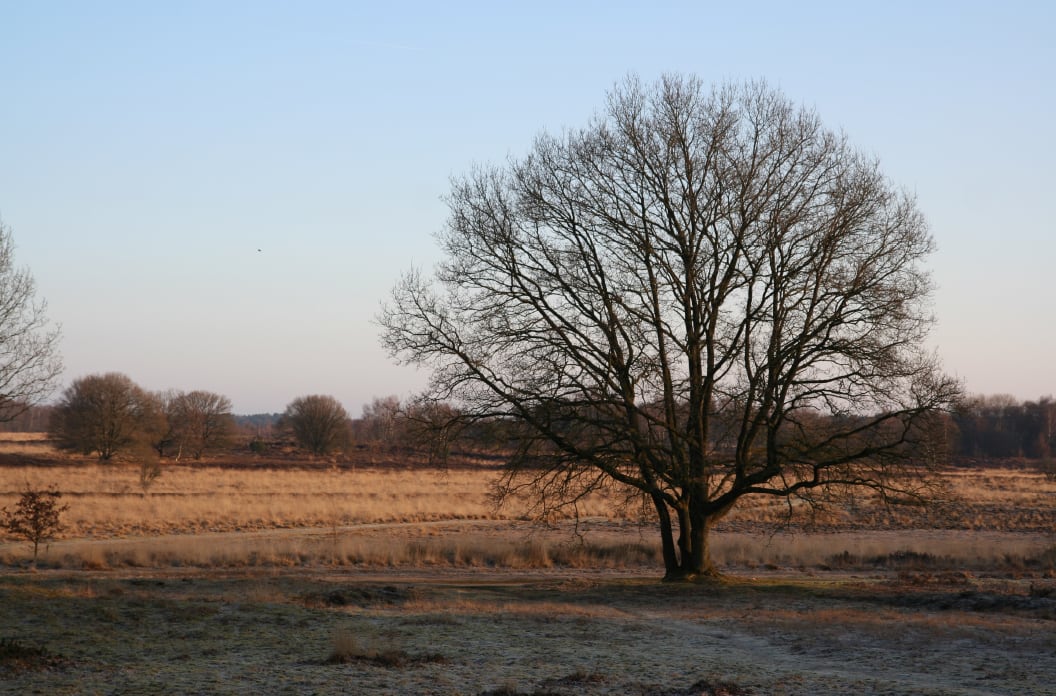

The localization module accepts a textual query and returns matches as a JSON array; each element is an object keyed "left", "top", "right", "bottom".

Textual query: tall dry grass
[
  {"left": 4, "top": 522, "right": 1052, "bottom": 573},
  {"left": 6, "top": 460, "right": 1052, "bottom": 539},
  {"left": 0, "top": 453, "right": 643, "bottom": 540},
  {"left": 1, "top": 435, "right": 1054, "bottom": 572}
]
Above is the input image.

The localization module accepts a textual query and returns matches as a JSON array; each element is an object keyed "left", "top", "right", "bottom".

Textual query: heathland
[{"left": 1, "top": 434, "right": 1054, "bottom": 695}]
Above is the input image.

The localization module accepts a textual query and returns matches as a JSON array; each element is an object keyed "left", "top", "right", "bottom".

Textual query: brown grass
[
  {"left": 0, "top": 463, "right": 508, "bottom": 535},
  {"left": 1, "top": 435, "right": 1054, "bottom": 574},
  {"left": 0, "top": 432, "right": 49, "bottom": 442}
]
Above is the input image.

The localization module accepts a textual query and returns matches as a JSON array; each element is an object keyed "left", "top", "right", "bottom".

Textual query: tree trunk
[
  {"left": 651, "top": 492, "right": 680, "bottom": 577},
  {"left": 687, "top": 515, "right": 717, "bottom": 578},
  {"left": 661, "top": 499, "right": 718, "bottom": 581},
  {"left": 677, "top": 504, "right": 691, "bottom": 570}
]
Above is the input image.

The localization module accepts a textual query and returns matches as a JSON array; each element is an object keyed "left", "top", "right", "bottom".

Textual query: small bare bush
[
  {"left": 1, "top": 485, "right": 69, "bottom": 563},
  {"left": 139, "top": 459, "right": 162, "bottom": 495}
]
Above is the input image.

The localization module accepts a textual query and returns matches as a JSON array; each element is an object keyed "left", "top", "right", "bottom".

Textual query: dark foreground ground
[{"left": 2, "top": 564, "right": 1054, "bottom": 696}]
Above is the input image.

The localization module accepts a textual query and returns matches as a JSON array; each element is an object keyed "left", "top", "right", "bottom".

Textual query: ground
[
  {"left": 2, "top": 530, "right": 1055, "bottom": 695},
  {"left": 1, "top": 436, "right": 1054, "bottom": 694}
]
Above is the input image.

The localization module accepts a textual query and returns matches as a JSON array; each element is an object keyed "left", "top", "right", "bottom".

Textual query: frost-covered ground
[{"left": 2, "top": 561, "right": 1053, "bottom": 695}]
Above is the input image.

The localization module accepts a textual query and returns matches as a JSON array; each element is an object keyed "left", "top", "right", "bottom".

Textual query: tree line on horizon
[
  {"left": 0, "top": 372, "right": 351, "bottom": 462},
  {"left": 0, "top": 375, "right": 1052, "bottom": 467}
]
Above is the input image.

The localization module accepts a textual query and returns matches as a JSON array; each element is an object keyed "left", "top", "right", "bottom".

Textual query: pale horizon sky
[{"left": 2, "top": 1, "right": 1053, "bottom": 415}]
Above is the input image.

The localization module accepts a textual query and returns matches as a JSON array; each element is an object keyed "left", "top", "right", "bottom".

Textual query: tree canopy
[
  {"left": 49, "top": 372, "right": 163, "bottom": 461},
  {"left": 381, "top": 75, "right": 959, "bottom": 579},
  {"left": 164, "top": 390, "right": 235, "bottom": 459},
  {"left": 283, "top": 394, "right": 351, "bottom": 456}
]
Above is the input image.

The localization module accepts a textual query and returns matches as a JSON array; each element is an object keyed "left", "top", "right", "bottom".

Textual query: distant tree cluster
[
  {"left": 41, "top": 376, "right": 363, "bottom": 461},
  {"left": 48, "top": 373, "right": 235, "bottom": 462},
  {"left": 49, "top": 373, "right": 162, "bottom": 461},
  {"left": 952, "top": 395, "right": 1056, "bottom": 460},
  {"left": 353, "top": 395, "right": 488, "bottom": 465},
  {"left": 0, "top": 404, "right": 54, "bottom": 433},
  {"left": 158, "top": 390, "right": 236, "bottom": 460},
  {"left": 34, "top": 385, "right": 1056, "bottom": 468},
  {"left": 361, "top": 393, "right": 1056, "bottom": 468},
  {"left": 233, "top": 412, "right": 282, "bottom": 437}
]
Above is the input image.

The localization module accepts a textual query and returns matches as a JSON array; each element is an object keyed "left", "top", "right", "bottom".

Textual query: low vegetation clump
[
  {"left": 0, "top": 637, "right": 69, "bottom": 673},
  {"left": 305, "top": 584, "right": 419, "bottom": 609},
  {"left": 325, "top": 627, "right": 445, "bottom": 668}
]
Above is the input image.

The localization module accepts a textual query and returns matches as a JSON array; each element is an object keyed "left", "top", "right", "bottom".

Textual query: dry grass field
[{"left": 1, "top": 434, "right": 1055, "bottom": 694}]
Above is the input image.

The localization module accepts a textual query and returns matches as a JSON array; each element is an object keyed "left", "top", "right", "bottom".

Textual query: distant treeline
[
  {"left": 232, "top": 413, "right": 283, "bottom": 434},
  {"left": 2, "top": 393, "right": 1054, "bottom": 464},
  {"left": 952, "top": 395, "right": 1056, "bottom": 460},
  {"left": 0, "top": 405, "right": 53, "bottom": 433},
  {"left": 0, "top": 406, "right": 283, "bottom": 438}
]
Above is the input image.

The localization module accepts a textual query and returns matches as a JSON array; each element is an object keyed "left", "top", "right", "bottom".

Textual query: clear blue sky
[{"left": 2, "top": 1, "right": 1053, "bottom": 415}]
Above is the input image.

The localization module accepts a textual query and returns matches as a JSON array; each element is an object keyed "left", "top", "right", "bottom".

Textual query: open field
[
  {"left": 1, "top": 436, "right": 1055, "bottom": 694},
  {"left": 2, "top": 567, "right": 1055, "bottom": 695}
]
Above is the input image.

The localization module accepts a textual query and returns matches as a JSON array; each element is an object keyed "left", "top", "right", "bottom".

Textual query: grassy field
[{"left": 1, "top": 435, "right": 1055, "bottom": 694}]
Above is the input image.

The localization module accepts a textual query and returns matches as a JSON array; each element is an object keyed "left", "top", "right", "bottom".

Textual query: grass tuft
[
  {"left": 0, "top": 637, "right": 69, "bottom": 673},
  {"left": 325, "top": 627, "right": 445, "bottom": 668}
]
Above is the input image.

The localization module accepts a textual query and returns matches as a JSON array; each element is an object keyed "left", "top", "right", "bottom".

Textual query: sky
[{"left": 1, "top": 1, "right": 1053, "bottom": 415}]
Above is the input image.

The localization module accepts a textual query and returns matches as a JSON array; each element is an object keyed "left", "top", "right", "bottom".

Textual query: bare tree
[
  {"left": 165, "top": 390, "right": 235, "bottom": 459},
  {"left": 283, "top": 395, "right": 351, "bottom": 456},
  {"left": 1, "top": 485, "right": 69, "bottom": 564},
  {"left": 0, "top": 221, "right": 62, "bottom": 422},
  {"left": 381, "top": 76, "right": 960, "bottom": 580},
  {"left": 400, "top": 397, "right": 463, "bottom": 465},
  {"left": 359, "top": 395, "right": 402, "bottom": 444},
  {"left": 49, "top": 373, "right": 164, "bottom": 461}
]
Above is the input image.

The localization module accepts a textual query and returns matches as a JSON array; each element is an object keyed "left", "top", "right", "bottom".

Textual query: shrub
[
  {"left": 1, "top": 485, "right": 70, "bottom": 564},
  {"left": 139, "top": 459, "right": 162, "bottom": 496}
]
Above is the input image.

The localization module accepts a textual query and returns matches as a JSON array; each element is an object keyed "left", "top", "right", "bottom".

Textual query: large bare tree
[
  {"left": 0, "top": 221, "right": 62, "bottom": 421},
  {"left": 380, "top": 76, "right": 959, "bottom": 580},
  {"left": 49, "top": 373, "right": 164, "bottom": 461}
]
